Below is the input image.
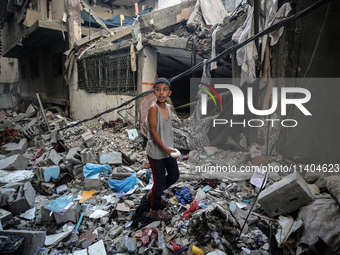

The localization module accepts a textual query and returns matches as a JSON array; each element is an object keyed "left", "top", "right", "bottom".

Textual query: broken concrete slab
[
  {"left": 1, "top": 138, "right": 28, "bottom": 155},
  {"left": 0, "top": 170, "right": 35, "bottom": 185},
  {"left": 0, "top": 230, "right": 46, "bottom": 255},
  {"left": 34, "top": 166, "right": 60, "bottom": 182},
  {"left": 100, "top": 151, "right": 122, "bottom": 165},
  {"left": 258, "top": 172, "right": 314, "bottom": 217},
  {"left": 25, "top": 104, "right": 36, "bottom": 118},
  {"left": 45, "top": 231, "right": 72, "bottom": 248},
  {"left": 89, "top": 209, "right": 109, "bottom": 219},
  {"left": 87, "top": 239, "right": 107, "bottom": 255},
  {"left": 140, "top": 0, "right": 196, "bottom": 33},
  {"left": 0, "top": 183, "right": 21, "bottom": 207},
  {"left": 0, "top": 154, "right": 29, "bottom": 170},
  {"left": 8, "top": 182, "right": 36, "bottom": 215}
]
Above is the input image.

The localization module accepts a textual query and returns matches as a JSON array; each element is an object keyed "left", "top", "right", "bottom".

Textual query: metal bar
[{"left": 36, "top": 93, "right": 51, "bottom": 132}]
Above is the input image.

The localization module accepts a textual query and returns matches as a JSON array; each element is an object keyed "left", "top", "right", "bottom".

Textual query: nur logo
[{"left": 199, "top": 83, "right": 223, "bottom": 115}]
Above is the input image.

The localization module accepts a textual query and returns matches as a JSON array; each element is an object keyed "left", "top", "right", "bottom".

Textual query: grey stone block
[
  {"left": 39, "top": 149, "right": 62, "bottom": 166},
  {"left": 82, "top": 132, "right": 96, "bottom": 148},
  {"left": 8, "top": 182, "right": 36, "bottom": 215},
  {"left": 0, "top": 230, "right": 46, "bottom": 255},
  {"left": 54, "top": 202, "right": 80, "bottom": 224},
  {"left": 258, "top": 172, "right": 314, "bottom": 217},
  {"left": 81, "top": 148, "right": 96, "bottom": 164},
  {"left": 0, "top": 154, "right": 29, "bottom": 170},
  {"left": 108, "top": 225, "right": 123, "bottom": 238},
  {"left": 203, "top": 146, "right": 218, "bottom": 156},
  {"left": 100, "top": 152, "right": 122, "bottom": 165},
  {"left": 73, "top": 164, "right": 84, "bottom": 179},
  {"left": 84, "top": 173, "right": 101, "bottom": 191},
  {"left": 41, "top": 208, "right": 55, "bottom": 222},
  {"left": 40, "top": 182, "right": 56, "bottom": 195},
  {"left": 66, "top": 147, "right": 82, "bottom": 165}
]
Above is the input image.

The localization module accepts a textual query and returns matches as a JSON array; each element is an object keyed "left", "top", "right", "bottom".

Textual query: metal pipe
[{"left": 36, "top": 93, "right": 51, "bottom": 132}]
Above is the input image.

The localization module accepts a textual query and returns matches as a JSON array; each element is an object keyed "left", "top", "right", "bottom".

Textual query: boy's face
[{"left": 154, "top": 83, "right": 172, "bottom": 103}]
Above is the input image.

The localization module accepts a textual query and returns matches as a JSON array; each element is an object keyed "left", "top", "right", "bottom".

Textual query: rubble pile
[{"left": 0, "top": 105, "right": 340, "bottom": 255}]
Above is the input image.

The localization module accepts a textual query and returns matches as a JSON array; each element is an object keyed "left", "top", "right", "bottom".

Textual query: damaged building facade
[{"left": 0, "top": 0, "right": 340, "bottom": 254}]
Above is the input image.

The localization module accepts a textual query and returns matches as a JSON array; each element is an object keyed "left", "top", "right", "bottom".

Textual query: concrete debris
[
  {"left": 258, "top": 172, "right": 314, "bottom": 217},
  {"left": 0, "top": 230, "right": 45, "bottom": 255},
  {"left": 82, "top": 131, "right": 96, "bottom": 148},
  {"left": 45, "top": 231, "right": 73, "bottom": 248},
  {"left": 84, "top": 173, "right": 101, "bottom": 191},
  {"left": 0, "top": 154, "right": 29, "bottom": 170},
  {"left": 0, "top": 209, "right": 13, "bottom": 224},
  {"left": 0, "top": 170, "right": 34, "bottom": 184},
  {"left": 34, "top": 166, "right": 60, "bottom": 182},
  {"left": 8, "top": 182, "right": 36, "bottom": 215},
  {"left": 100, "top": 151, "right": 122, "bottom": 165},
  {"left": 0, "top": 83, "right": 337, "bottom": 255},
  {"left": 81, "top": 148, "right": 96, "bottom": 164},
  {"left": 38, "top": 149, "right": 62, "bottom": 166},
  {"left": 1, "top": 138, "right": 28, "bottom": 156}
]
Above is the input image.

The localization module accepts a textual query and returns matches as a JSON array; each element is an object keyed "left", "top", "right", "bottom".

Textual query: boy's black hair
[{"left": 154, "top": 77, "right": 171, "bottom": 89}]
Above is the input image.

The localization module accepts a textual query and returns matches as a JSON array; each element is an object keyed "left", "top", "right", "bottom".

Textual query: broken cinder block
[
  {"left": 34, "top": 166, "right": 60, "bottom": 182},
  {"left": 82, "top": 132, "right": 96, "bottom": 148},
  {"left": 54, "top": 202, "right": 80, "bottom": 224},
  {"left": 258, "top": 172, "right": 314, "bottom": 217},
  {"left": 81, "top": 148, "right": 96, "bottom": 164},
  {"left": 84, "top": 173, "right": 101, "bottom": 191},
  {"left": 40, "top": 182, "right": 56, "bottom": 195},
  {"left": 39, "top": 149, "right": 62, "bottom": 166},
  {"left": 8, "top": 182, "right": 36, "bottom": 215},
  {"left": 66, "top": 147, "right": 82, "bottom": 165}
]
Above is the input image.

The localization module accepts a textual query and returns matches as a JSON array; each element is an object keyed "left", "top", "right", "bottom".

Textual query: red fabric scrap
[
  {"left": 182, "top": 200, "right": 199, "bottom": 219},
  {"left": 140, "top": 227, "right": 158, "bottom": 246}
]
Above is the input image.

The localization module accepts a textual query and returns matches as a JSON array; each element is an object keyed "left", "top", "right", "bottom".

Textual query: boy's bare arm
[{"left": 148, "top": 105, "right": 176, "bottom": 156}]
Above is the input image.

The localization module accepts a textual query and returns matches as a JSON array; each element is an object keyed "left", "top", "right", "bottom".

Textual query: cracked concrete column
[
  {"left": 136, "top": 46, "right": 158, "bottom": 121},
  {"left": 66, "top": 0, "right": 82, "bottom": 119}
]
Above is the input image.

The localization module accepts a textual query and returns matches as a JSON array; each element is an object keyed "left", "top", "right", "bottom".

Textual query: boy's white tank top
[{"left": 146, "top": 103, "right": 174, "bottom": 159}]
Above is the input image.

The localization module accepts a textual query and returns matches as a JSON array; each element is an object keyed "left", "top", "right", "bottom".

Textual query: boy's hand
[{"left": 165, "top": 148, "right": 177, "bottom": 156}]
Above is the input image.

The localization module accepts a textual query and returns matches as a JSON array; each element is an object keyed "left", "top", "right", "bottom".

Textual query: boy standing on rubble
[{"left": 146, "top": 77, "right": 179, "bottom": 221}]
